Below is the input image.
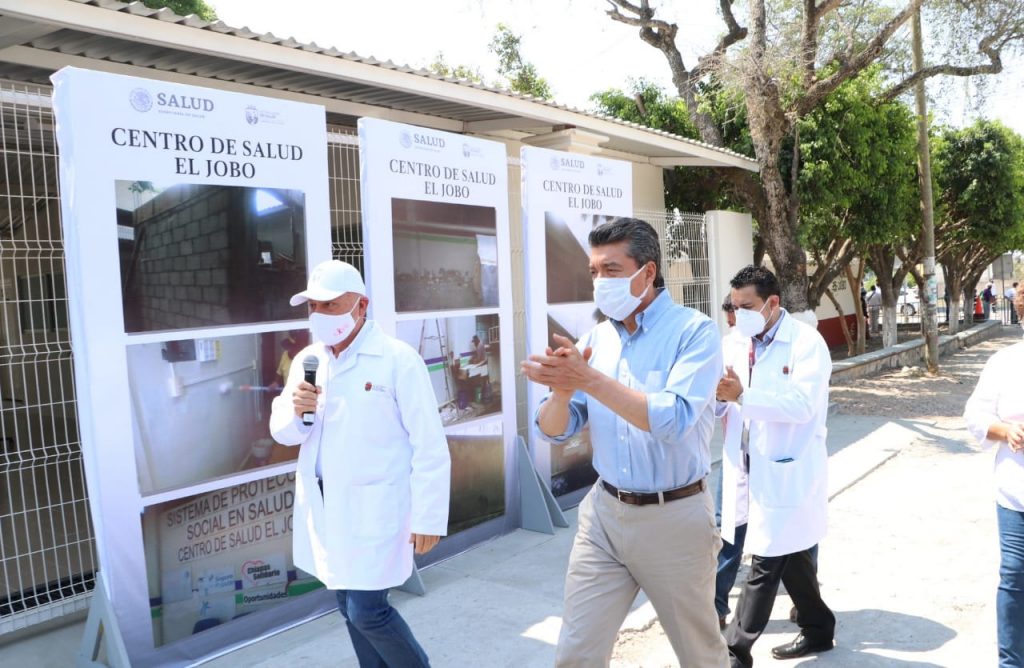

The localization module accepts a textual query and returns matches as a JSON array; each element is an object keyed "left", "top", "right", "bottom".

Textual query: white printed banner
[
  {"left": 52, "top": 67, "right": 331, "bottom": 664},
  {"left": 520, "top": 146, "right": 632, "bottom": 499},
  {"left": 359, "top": 118, "right": 516, "bottom": 545}
]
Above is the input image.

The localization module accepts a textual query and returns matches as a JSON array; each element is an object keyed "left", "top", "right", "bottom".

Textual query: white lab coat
[
  {"left": 270, "top": 321, "right": 451, "bottom": 590},
  {"left": 721, "top": 312, "right": 832, "bottom": 557},
  {"left": 717, "top": 328, "right": 749, "bottom": 545}
]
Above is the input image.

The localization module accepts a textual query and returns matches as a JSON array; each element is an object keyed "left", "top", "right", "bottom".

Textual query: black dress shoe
[{"left": 771, "top": 633, "right": 834, "bottom": 659}]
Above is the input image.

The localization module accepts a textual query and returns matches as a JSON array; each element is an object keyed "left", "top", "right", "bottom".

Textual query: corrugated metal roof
[{"left": 0, "top": 0, "right": 758, "bottom": 169}]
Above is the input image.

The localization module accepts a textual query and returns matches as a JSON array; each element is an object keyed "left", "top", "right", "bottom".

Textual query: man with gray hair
[
  {"left": 522, "top": 218, "right": 728, "bottom": 667},
  {"left": 270, "top": 259, "right": 451, "bottom": 667}
]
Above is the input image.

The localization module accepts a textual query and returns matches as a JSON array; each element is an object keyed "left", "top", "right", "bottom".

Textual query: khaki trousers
[{"left": 556, "top": 483, "right": 729, "bottom": 667}]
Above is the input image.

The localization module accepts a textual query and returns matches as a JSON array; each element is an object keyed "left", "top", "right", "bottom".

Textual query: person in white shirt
[
  {"left": 714, "top": 296, "right": 749, "bottom": 628},
  {"left": 1006, "top": 283, "right": 1019, "bottom": 325},
  {"left": 964, "top": 289, "right": 1024, "bottom": 668},
  {"left": 270, "top": 260, "right": 451, "bottom": 668},
  {"left": 866, "top": 284, "right": 882, "bottom": 334}
]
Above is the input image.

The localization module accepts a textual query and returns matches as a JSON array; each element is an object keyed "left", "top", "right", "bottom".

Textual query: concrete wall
[
  {"left": 631, "top": 162, "right": 666, "bottom": 211},
  {"left": 707, "top": 210, "right": 754, "bottom": 335},
  {"left": 127, "top": 184, "right": 233, "bottom": 331},
  {"left": 831, "top": 320, "right": 1004, "bottom": 384}
]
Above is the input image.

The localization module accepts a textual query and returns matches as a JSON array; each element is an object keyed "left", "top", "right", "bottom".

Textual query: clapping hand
[{"left": 520, "top": 334, "right": 594, "bottom": 397}]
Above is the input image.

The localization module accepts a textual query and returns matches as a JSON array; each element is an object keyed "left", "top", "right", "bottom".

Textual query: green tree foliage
[
  {"left": 142, "top": 0, "right": 217, "bottom": 21},
  {"left": 591, "top": 80, "right": 752, "bottom": 212},
  {"left": 797, "top": 70, "right": 919, "bottom": 349},
  {"left": 427, "top": 53, "right": 483, "bottom": 84},
  {"left": 591, "top": 80, "right": 696, "bottom": 137},
  {"left": 934, "top": 121, "right": 1024, "bottom": 244},
  {"left": 933, "top": 119, "right": 1024, "bottom": 327},
  {"left": 488, "top": 24, "right": 552, "bottom": 100},
  {"left": 799, "top": 73, "right": 918, "bottom": 250}
]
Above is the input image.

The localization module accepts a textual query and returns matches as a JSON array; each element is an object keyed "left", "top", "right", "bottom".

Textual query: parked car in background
[{"left": 899, "top": 286, "right": 921, "bottom": 316}]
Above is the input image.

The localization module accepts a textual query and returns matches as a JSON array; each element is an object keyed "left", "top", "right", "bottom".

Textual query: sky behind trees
[{"left": 208, "top": 0, "right": 1022, "bottom": 135}]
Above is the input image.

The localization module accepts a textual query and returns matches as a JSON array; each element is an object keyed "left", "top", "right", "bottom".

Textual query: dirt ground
[{"left": 829, "top": 330, "right": 1016, "bottom": 419}]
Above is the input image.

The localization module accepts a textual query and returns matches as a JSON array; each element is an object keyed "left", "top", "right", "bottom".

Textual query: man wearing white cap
[{"left": 270, "top": 259, "right": 451, "bottom": 667}]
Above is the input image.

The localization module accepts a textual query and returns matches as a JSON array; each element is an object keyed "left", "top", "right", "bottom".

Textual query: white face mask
[
  {"left": 735, "top": 300, "right": 772, "bottom": 338},
  {"left": 309, "top": 302, "right": 360, "bottom": 346},
  {"left": 593, "top": 265, "right": 650, "bottom": 321}
]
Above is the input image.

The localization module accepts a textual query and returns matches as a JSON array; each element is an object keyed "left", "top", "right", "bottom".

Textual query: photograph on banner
[
  {"left": 394, "top": 313, "right": 501, "bottom": 427},
  {"left": 115, "top": 180, "right": 307, "bottom": 333},
  {"left": 392, "top": 198, "right": 499, "bottom": 312},
  {"left": 546, "top": 302, "right": 602, "bottom": 496},
  {"left": 545, "top": 211, "right": 619, "bottom": 304},
  {"left": 127, "top": 329, "right": 309, "bottom": 494},
  {"left": 142, "top": 472, "right": 320, "bottom": 648},
  {"left": 444, "top": 418, "right": 505, "bottom": 535}
]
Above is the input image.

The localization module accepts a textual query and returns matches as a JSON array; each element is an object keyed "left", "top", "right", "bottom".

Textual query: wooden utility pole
[{"left": 912, "top": 8, "right": 939, "bottom": 373}]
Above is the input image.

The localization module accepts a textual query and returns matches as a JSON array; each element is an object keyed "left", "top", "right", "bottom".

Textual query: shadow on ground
[{"left": 765, "top": 608, "right": 956, "bottom": 667}]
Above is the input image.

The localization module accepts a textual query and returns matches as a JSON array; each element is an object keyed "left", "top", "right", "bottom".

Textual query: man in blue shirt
[{"left": 522, "top": 218, "right": 728, "bottom": 667}]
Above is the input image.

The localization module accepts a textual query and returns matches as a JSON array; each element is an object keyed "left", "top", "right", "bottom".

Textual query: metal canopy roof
[{"left": 0, "top": 0, "right": 758, "bottom": 171}]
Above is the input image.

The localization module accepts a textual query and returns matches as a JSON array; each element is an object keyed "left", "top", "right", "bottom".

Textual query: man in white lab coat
[
  {"left": 270, "top": 260, "right": 451, "bottom": 668},
  {"left": 716, "top": 265, "right": 835, "bottom": 667}
]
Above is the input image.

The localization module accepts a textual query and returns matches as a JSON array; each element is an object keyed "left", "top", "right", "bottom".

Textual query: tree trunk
[
  {"left": 877, "top": 279, "right": 899, "bottom": 348},
  {"left": 866, "top": 244, "right": 910, "bottom": 348},
  {"left": 844, "top": 262, "right": 867, "bottom": 355},
  {"left": 947, "top": 273, "right": 963, "bottom": 334},
  {"left": 744, "top": 0, "right": 809, "bottom": 314}
]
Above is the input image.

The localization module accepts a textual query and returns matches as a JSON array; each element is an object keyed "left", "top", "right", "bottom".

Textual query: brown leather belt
[{"left": 600, "top": 478, "right": 705, "bottom": 506}]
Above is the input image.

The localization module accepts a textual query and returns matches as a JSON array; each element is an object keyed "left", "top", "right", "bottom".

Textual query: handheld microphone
[{"left": 301, "top": 355, "right": 319, "bottom": 426}]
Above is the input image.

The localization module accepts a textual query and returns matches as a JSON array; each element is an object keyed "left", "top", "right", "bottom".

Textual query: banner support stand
[
  {"left": 517, "top": 437, "right": 568, "bottom": 534},
  {"left": 75, "top": 571, "right": 130, "bottom": 668},
  {"left": 396, "top": 566, "right": 426, "bottom": 597}
]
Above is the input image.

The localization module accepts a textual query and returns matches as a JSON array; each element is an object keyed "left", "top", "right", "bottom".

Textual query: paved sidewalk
[{"left": 2, "top": 329, "right": 1018, "bottom": 667}]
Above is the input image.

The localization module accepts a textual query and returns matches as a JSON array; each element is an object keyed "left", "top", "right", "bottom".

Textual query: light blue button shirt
[
  {"left": 752, "top": 309, "right": 786, "bottom": 362},
  {"left": 538, "top": 289, "right": 723, "bottom": 493}
]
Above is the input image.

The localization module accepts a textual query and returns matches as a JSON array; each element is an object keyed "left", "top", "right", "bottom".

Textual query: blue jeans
[
  {"left": 714, "top": 465, "right": 746, "bottom": 617},
  {"left": 997, "top": 504, "right": 1024, "bottom": 667},
  {"left": 336, "top": 589, "right": 430, "bottom": 667},
  {"left": 716, "top": 522, "right": 748, "bottom": 617}
]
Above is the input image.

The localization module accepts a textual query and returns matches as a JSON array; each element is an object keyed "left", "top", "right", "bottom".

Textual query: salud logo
[
  {"left": 129, "top": 88, "right": 153, "bottom": 112},
  {"left": 245, "top": 105, "right": 259, "bottom": 125},
  {"left": 549, "top": 156, "right": 560, "bottom": 170},
  {"left": 399, "top": 130, "right": 413, "bottom": 148}
]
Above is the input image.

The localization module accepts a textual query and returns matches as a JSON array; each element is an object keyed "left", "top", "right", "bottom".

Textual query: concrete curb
[{"left": 831, "top": 320, "right": 1003, "bottom": 385}]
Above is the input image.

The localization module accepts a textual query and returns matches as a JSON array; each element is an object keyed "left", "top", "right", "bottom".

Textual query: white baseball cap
[{"left": 289, "top": 260, "right": 366, "bottom": 306}]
